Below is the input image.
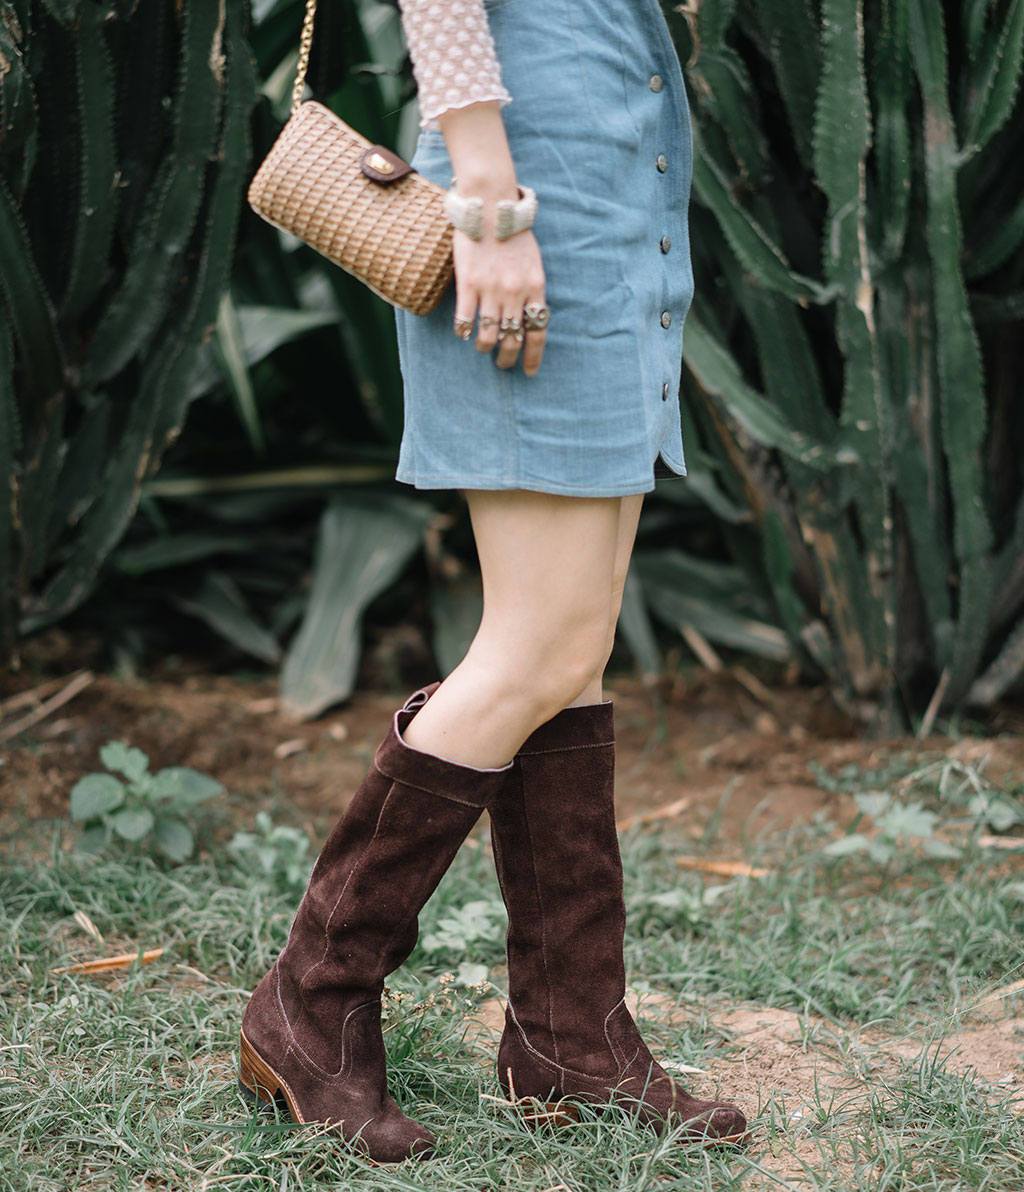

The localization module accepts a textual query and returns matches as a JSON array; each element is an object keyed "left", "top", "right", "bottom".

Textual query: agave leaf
[
  {"left": 0, "top": 12, "right": 40, "bottom": 197},
  {"left": 968, "top": 614, "right": 1024, "bottom": 707},
  {"left": 692, "top": 150, "right": 834, "bottom": 306},
  {"left": 115, "top": 0, "right": 176, "bottom": 238},
  {"left": 684, "top": 312, "right": 849, "bottom": 472},
  {"left": 45, "top": 396, "right": 110, "bottom": 547},
  {"left": 188, "top": 305, "right": 338, "bottom": 401},
  {"left": 690, "top": 49, "right": 769, "bottom": 183},
  {"left": 85, "top": 0, "right": 229, "bottom": 383},
  {"left": 153, "top": 0, "right": 256, "bottom": 442},
  {"left": 643, "top": 581, "right": 791, "bottom": 663},
  {"left": 39, "top": 0, "right": 79, "bottom": 22},
  {"left": 616, "top": 567, "right": 662, "bottom": 681},
  {"left": 280, "top": 496, "right": 428, "bottom": 720},
  {"left": 872, "top": 0, "right": 913, "bottom": 263},
  {"left": 695, "top": 0, "right": 737, "bottom": 50},
  {"left": 760, "top": 509, "right": 810, "bottom": 647},
  {"left": 966, "top": 194, "right": 1024, "bottom": 276},
  {"left": 814, "top": 0, "right": 892, "bottom": 694},
  {"left": 909, "top": 0, "right": 995, "bottom": 704},
  {"left": 634, "top": 548, "right": 766, "bottom": 615},
  {"left": 62, "top": 0, "right": 119, "bottom": 320},
  {"left": 743, "top": 0, "right": 819, "bottom": 168},
  {"left": 214, "top": 293, "right": 264, "bottom": 454},
  {"left": 25, "top": 0, "right": 252, "bottom": 629},
  {"left": 962, "top": 0, "right": 995, "bottom": 62},
  {"left": 114, "top": 533, "right": 254, "bottom": 575},
  {"left": 960, "top": 0, "right": 1024, "bottom": 152},
  {"left": 19, "top": 408, "right": 65, "bottom": 580},
  {"left": 0, "top": 176, "right": 64, "bottom": 401},
  {"left": 29, "top": 340, "right": 186, "bottom": 626},
  {"left": 328, "top": 268, "right": 405, "bottom": 445},
  {"left": 174, "top": 571, "right": 282, "bottom": 665}
]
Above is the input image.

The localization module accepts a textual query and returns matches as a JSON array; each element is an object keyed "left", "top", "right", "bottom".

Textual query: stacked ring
[
  {"left": 453, "top": 316, "right": 474, "bottom": 340},
  {"left": 523, "top": 302, "right": 550, "bottom": 331},
  {"left": 498, "top": 316, "right": 524, "bottom": 344}
]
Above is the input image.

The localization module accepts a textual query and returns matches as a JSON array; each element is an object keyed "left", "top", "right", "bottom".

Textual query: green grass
[{"left": 2, "top": 772, "right": 1023, "bottom": 1190}]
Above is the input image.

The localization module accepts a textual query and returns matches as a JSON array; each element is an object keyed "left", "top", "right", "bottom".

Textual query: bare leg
[
  {"left": 568, "top": 493, "right": 645, "bottom": 707},
  {"left": 401, "top": 488, "right": 622, "bottom": 768}
]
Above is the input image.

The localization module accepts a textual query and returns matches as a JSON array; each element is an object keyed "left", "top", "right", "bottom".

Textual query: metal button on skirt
[{"left": 393, "top": 0, "right": 693, "bottom": 497}]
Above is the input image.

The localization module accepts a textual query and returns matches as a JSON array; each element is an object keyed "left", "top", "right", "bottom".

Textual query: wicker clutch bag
[{"left": 247, "top": 0, "right": 454, "bottom": 316}]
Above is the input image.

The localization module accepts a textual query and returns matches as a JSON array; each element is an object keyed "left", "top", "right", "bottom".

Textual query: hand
[
  {"left": 452, "top": 218, "right": 548, "bottom": 376},
  {"left": 435, "top": 101, "right": 548, "bottom": 376}
]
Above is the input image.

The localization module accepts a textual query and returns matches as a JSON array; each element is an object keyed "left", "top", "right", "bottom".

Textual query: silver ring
[
  {"left": 498, "top": 316, "right": 524, "bottom": 344},
  {"left": 523, "top": 302, "right": 551, "bottom": 331}
]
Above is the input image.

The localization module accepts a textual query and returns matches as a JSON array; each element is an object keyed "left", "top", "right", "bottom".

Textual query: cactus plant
[
  {"left": 646, "top": 0, "right": 1024, "bottom": 726},
  {"left": 0, "top": 0, "right": 256, "bottom": 657}
]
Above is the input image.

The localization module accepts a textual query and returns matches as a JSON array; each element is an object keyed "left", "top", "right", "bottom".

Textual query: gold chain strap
[{"left": 291, "top": 0, "right": 319, "bottom": 114}]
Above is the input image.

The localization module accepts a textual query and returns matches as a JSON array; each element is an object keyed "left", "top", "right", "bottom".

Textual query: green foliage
[
  {"left": 4, "top": 803, "right": 1024, "bottom": 1186},
  {"left": 0, "top": 0, "right": 256, "bottom": 650},
  {"left": 6, "top": 0, "right": 1024, "bottom": 732},
  {"left": 227, "top": 810, "right": 311, "bottom": 892},
  {"left": 670, "top": 0, "right": 1024, "bottom": 725},
  {"left": 812, "top": 752, "right": 1024, "bottom": 863},
  {"left": 69, "top": 741, "right": 224, "bottom": 862},
  {"left": 823, "top": 791, "right": 956, "bottom": 863},
  {"left": 420, "top": 897, "right": 507, "bottom": 955}
]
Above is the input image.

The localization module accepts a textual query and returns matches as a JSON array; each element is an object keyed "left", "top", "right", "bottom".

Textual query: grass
[{"left": 2, "top": 760, "right": 1023, "bottom": 1190}]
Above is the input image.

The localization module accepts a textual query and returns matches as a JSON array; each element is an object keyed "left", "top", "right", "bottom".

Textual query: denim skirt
[{"left": 393, "top": 0, "right": 693, "bottom": 497}]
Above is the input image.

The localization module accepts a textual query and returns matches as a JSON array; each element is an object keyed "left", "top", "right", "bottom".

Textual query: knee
[{"left": 520, "top": 611, "right": 613, "bottom": 716}]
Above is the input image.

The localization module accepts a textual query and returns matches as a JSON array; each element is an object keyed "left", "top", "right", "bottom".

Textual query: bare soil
[
  {"left": 5, "top": 658, "right": 1024, "bottom": 846},
  {"left": 4, "top": 650, "right": 1024, "bottom": 1183}
]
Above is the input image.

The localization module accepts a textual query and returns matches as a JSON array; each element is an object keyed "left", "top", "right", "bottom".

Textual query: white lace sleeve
[{"left": 398, "top": 0, "right": 512, "bottom": 130}]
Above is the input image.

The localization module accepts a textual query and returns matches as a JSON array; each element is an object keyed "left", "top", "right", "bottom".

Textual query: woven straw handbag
[{"left": 248, "top": 0, "right": 454, "bottom": 316}]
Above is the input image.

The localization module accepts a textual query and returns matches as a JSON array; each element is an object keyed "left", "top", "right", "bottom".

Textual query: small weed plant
[
  {"left": 69, "top": 741, "right": 223, "bottom": 862},
  {"left": 228, "top": 811, "right": 312, "bottom": 892},
  {"left": 813, "top": 753, "right": 1024, "bottom": 865}
]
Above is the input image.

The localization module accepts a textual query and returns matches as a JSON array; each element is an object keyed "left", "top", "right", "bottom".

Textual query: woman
[{"left": 238, "top": 0, "right": 747, "bottom": 1160}]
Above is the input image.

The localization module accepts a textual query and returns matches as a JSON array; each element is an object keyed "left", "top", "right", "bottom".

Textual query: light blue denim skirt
[{"left": 393, "top": 0, "right": 693, "bottom": 497}]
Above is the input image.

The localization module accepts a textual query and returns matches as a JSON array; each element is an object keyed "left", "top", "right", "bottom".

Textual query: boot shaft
[
  {"left": 489, "top": 699, "right": 627, "bottom": 1071},
  {"left": 249, "top": 684, "right": 513, "bottom": 1074}
]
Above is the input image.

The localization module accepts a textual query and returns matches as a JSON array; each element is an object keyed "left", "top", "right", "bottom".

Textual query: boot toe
[
  {"left": 694, "top": 1100, "right": 747, "bottom": 1144},
  {"left": 353, "top": 1102, "right": 436, "bottom": 1162}
]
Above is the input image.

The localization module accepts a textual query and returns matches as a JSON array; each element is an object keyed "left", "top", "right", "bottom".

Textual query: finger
[
  {"left": 476, "top": 298, "right": 501, "bottom": 354},
  {"left": 495, "top": 295, "right": 527, "bottom": 370},
  {"left": 521, "top": 295, "right": 548, "bottom": 377},
  {"left": 453, "top": 285, "right": 478, "bottom": 342}
]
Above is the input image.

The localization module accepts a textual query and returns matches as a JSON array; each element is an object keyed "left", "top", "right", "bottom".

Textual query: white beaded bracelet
[{"left": 444, "top": 183, "right": 538, "bottom": 241}]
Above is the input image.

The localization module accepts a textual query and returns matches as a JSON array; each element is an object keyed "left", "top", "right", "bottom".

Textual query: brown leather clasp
[{"left": 359, "top": 145, "right": 415, "bottom": 185}]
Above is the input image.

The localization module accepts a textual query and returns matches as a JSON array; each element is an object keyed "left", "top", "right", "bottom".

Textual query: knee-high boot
[
  {"left": 489, "top": 698, "right": 747, "bottom": 1144},
  {"left": 240, "top": 684, "right": 513, "bottom": 1161}
]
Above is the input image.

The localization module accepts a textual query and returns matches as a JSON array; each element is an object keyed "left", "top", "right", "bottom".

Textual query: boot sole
[
  {"left": 238, "top": 1029, "right": 306, "bottom": 1123},
  {"left": 513, "top": 1096, "right": 748, "bottom": 1147}
]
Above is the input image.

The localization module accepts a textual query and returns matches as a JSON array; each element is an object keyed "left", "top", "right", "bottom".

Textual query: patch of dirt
[
  {"left": 462, "top": 992, "right": 1023, "bottom": 1187},
  {"left": 4, "top": 664, "right": 1024, "bottom": 847}
]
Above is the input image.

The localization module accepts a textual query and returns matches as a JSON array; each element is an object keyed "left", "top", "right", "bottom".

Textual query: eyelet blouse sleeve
[{"left": 397, "top": 0, "right": 512, "bottom": 130}]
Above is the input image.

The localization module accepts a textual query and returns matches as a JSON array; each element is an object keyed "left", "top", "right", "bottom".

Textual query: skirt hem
[{"left": 394, "top": 450, "right": 688, "bottom": 498}]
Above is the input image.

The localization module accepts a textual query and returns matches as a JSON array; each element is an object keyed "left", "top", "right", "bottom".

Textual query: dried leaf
[
  {"left": 675, "top": 856, "right": 770, "bottom": 878},
  {"left": 51, "top": 946, "right": 165, "bottom": 975}
]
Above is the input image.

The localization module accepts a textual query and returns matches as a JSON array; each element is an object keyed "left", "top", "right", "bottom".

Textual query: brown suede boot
[
  {"left": 239, "top": 683, "right": 512, "bottom": 1162},
  {"left": 490, "top": 699, "right": 748, "bottom": 1145}
]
